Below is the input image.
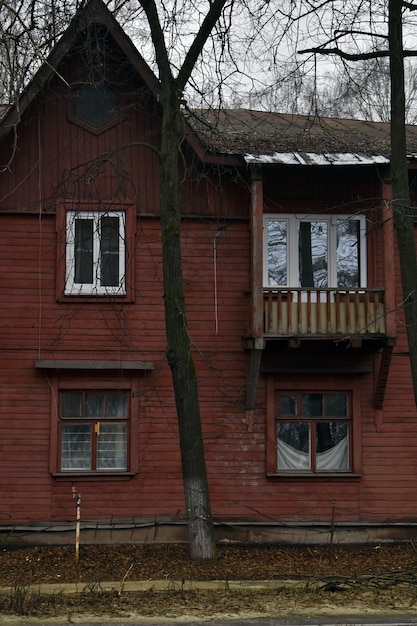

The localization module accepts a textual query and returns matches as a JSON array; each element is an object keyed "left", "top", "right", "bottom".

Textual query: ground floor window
[
  {"left": 266, "top": 379, "right": 361, "bottom": 476},
  {"left": 60, "top": 390, "right": 129, "bottom": 471}
]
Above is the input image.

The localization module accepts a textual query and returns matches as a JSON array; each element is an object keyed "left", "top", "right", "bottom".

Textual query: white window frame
[
  {"left": 65, "top": 210, "right": 126, "bottom": 296},
  {"left": 263, "top": 214, "right": 367, "bottom": 289}
]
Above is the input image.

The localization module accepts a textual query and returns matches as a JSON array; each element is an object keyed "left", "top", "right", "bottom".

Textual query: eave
[{"left": 244, "top": 152, "right": 390, "bottom": 167}]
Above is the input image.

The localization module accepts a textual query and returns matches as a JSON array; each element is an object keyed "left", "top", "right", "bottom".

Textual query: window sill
[
  {"left": 267, "top": 472, "right": 362, "bottom": 480},
  {"left": 57, "top": 294, "right": 134, "bottom": 304},
  {"left": 52, "top": 472, "right": 136, "bottom": 481}
]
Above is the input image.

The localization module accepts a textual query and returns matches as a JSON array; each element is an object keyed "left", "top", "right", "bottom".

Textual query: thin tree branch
[
  {"left": 298, "top": 46, "right": 417, "bottom": 60},
  {"left": 334, "top": 29, "right": 388, "bottom": 40},
  {"left": 176, "top": 0, "right": 231, "bottom": 94},
  {"left": 298, "top": 47, "right": 389, "bottom": 60},
  {"left": 402, "top": 1, "right": 417, "bottom": 10}
]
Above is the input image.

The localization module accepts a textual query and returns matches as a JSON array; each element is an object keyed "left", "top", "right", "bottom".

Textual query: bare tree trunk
[
  {"left": 136, "top": 0, "right": 230, "bottom": 560},
  {"left": 159, "top": 85, "right": 215, "bottom": 560},
  {"left": 389, "top": 0, "right": 417, "bottom": 407}
]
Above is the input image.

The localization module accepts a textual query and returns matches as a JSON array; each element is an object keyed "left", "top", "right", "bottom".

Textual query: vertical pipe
[{"left": 75, "top": 492, "right": 81, "bottom": 564}]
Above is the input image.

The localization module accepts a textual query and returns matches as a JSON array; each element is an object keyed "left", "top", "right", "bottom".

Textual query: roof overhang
[{"left": 244, "top": 152, "right": 391, "bottom": 166}]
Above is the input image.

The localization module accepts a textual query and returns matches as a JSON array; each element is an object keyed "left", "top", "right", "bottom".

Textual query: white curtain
[{"left": 278, "top": 436, "right": 348, "bottom": 471}]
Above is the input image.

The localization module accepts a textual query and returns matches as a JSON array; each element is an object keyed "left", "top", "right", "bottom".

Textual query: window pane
[
  {"left": 74, "top": 218, "right": 94, "bottom": 284},
  {"left": 326, "top": 394, "right": 348, "bottom": 417},
  {"left": 279, "top": 395, "right": 297, "bottom": 417},
  {"left": 97, "top": 422, "right": 127, "bottom": 470},
  {"left": 299, "top": 221, "right": 328, "bottom": 287},
  {"left": 316, "top": 422, "right": 349, "bottom": 470},
  {"left": 61, "top": 392, "right": 83, "bottom": 417},
  {"left": 337, "top": 219, "right": 360, "bottom": 288},
  {"left": 100, "top": 216, "right": 120, "bottom": 287},
  {"left": 61, "top": 424, "right": 91, "bottom": 470},
  {"left": 85, "top": 393, "right": 104, "bottom": 417},
  {"left": 106, "top": 392, "right": 127, "bottom": 417},
  {"left": 301, "top": 393, "right": 323, "bottom": 417},
  {"left": 267, "top": 220, "right": 287, "bottom": 286},
  {"left": 277, "top": 422, "right": 311, "bottom": 470},
  {"left": 75, "top": 85, "right": 117, "bottom": 128}
]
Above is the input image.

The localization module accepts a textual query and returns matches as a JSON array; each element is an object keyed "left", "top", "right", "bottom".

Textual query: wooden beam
[
  {"left": 35, "top": 359, "right": 154, "bottom": 371},
  {"left": 382, "top": 181, "right": 396, "bottom": 338},
  {"left": 250, "top": 168, "right": 264, "bottom": 339},
  {"left": 245, "top": 348, "right": 263, "bottom": 410},
  {"left": 374, "top": 342, "right": 395, "bottom": 410}
]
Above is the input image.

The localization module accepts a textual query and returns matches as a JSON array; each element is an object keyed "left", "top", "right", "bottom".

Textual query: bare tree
[
  {"left": 0, "top": 0, "right": 291, "bottom": 559},
  {"left": 306, "top": 58, "right": 417, "bottom": 123},
  {"left": 288, "top": 0, "right": 417, "bottom": 407}
]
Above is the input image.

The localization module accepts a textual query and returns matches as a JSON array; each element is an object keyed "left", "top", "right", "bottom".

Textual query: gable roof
[
  {"left": 0, "top": 0, "right": 160, "bottom": 145},
  {"left": 1, "top": 0, "right": 417, "bottom": 166}
]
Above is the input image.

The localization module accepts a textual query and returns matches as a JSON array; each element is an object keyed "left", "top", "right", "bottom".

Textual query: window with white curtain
[
  {"left": 60, "top": 390, "right": 128, "bottom": 472},
  {"left": 276, "top": 392, "right": 351, "bottom": 473}
]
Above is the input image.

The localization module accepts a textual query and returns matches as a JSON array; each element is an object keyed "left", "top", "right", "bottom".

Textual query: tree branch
[
  {"left": 298, "top": 47, "right": 389, "bottom": 60},
  {"left": 176, "top": 0, "right": 230, "bottom": 94},
  {"left": 138, "top": 0, "right": 172, "bottom": 85},
  {"left": 298, "top": 46, "right": 417, "bottom": 60},
  {"left": 334, "top": 29, "right": 388, "bottom": 40}
]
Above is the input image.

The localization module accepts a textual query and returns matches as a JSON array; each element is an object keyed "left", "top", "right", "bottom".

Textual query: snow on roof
[{"left": 244, "top": 152, "right": 391, "bottom": 166}]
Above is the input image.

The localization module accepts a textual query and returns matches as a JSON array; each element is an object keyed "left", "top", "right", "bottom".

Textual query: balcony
[{"left": 263, "top": 287, "right": 386, "bottom": 338}]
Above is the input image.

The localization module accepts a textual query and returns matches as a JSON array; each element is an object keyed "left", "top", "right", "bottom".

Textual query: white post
[{"left": 75, "top": 492, "right": 81, "bottom": 564}]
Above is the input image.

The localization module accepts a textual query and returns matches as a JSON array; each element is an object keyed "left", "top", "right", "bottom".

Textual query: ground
[{"left": 1, "top": 542, "right": 417, "bottom": 623}]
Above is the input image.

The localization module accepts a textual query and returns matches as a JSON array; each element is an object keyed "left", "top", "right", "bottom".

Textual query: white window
[
  {"left": 264, "top": 214, "right": 367, "bottom": 289},
  {"left": 65, "top": 211, "right": 126, "bottom": 296},
  {"left": 60, "top": 390, "right": 128, "bottom": 472}
]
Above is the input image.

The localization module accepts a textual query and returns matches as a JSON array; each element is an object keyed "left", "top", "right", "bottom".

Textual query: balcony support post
[
  {"left": 382, "top": 181, "right": 396, "bottom": 338},
  {"left": 250, "top": 167, "right": 264, "bottom": 340},
  {"left": 245, "top": 344, "right": 264, "bottom": 411},
  {"left": 245, "top": 168, "right": 265, "bottom": 410},
  {"left": 374, "top": 340, "right": 395, "bottom": 410}
]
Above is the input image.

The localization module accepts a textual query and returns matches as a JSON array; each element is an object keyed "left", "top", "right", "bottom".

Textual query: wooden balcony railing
[{"left": 263, "top": 288, "right": 386, "bottom": 337}]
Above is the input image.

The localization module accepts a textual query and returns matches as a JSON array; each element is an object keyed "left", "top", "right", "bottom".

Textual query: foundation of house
[{"left": 2, "top": 521, "right": 417, "bottom": 547}]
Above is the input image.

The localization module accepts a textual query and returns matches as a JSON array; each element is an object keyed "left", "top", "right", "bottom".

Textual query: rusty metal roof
[{"left": 186, "top": 108, "right": 417, "bottom": 163}]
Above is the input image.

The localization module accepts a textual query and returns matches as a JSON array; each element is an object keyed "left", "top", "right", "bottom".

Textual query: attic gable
[{"left": 0, "top": 0, "right": 160, "bottom": 146}]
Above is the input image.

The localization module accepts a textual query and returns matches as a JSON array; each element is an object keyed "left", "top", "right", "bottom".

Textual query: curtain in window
[
  {"left": 97, "top": 423, "right": 127, "bottom": 470},
  {"left": 278, "top": 436, "right": 348, "bottom": 471}
]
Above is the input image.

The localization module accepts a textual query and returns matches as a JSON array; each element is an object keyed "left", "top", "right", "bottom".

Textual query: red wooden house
[{"left": 1, "top": 0, "right": 417, "bottom": 544}]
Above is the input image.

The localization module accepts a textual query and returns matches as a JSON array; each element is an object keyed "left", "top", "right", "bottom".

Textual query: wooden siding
[
  {"left": 0, "top": 208, "right": 417, "bottom": 526},
  {"left": 263, "top": 166, "right": 383, "bottom": 205}
]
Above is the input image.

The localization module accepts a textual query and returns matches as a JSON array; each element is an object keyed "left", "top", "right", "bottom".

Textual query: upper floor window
[
  {"left": 65, "top": 210, "right": 126, "bottom": 296},
  {"left": 264, "top": 214, "right": 367, "bottom": 289}
]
